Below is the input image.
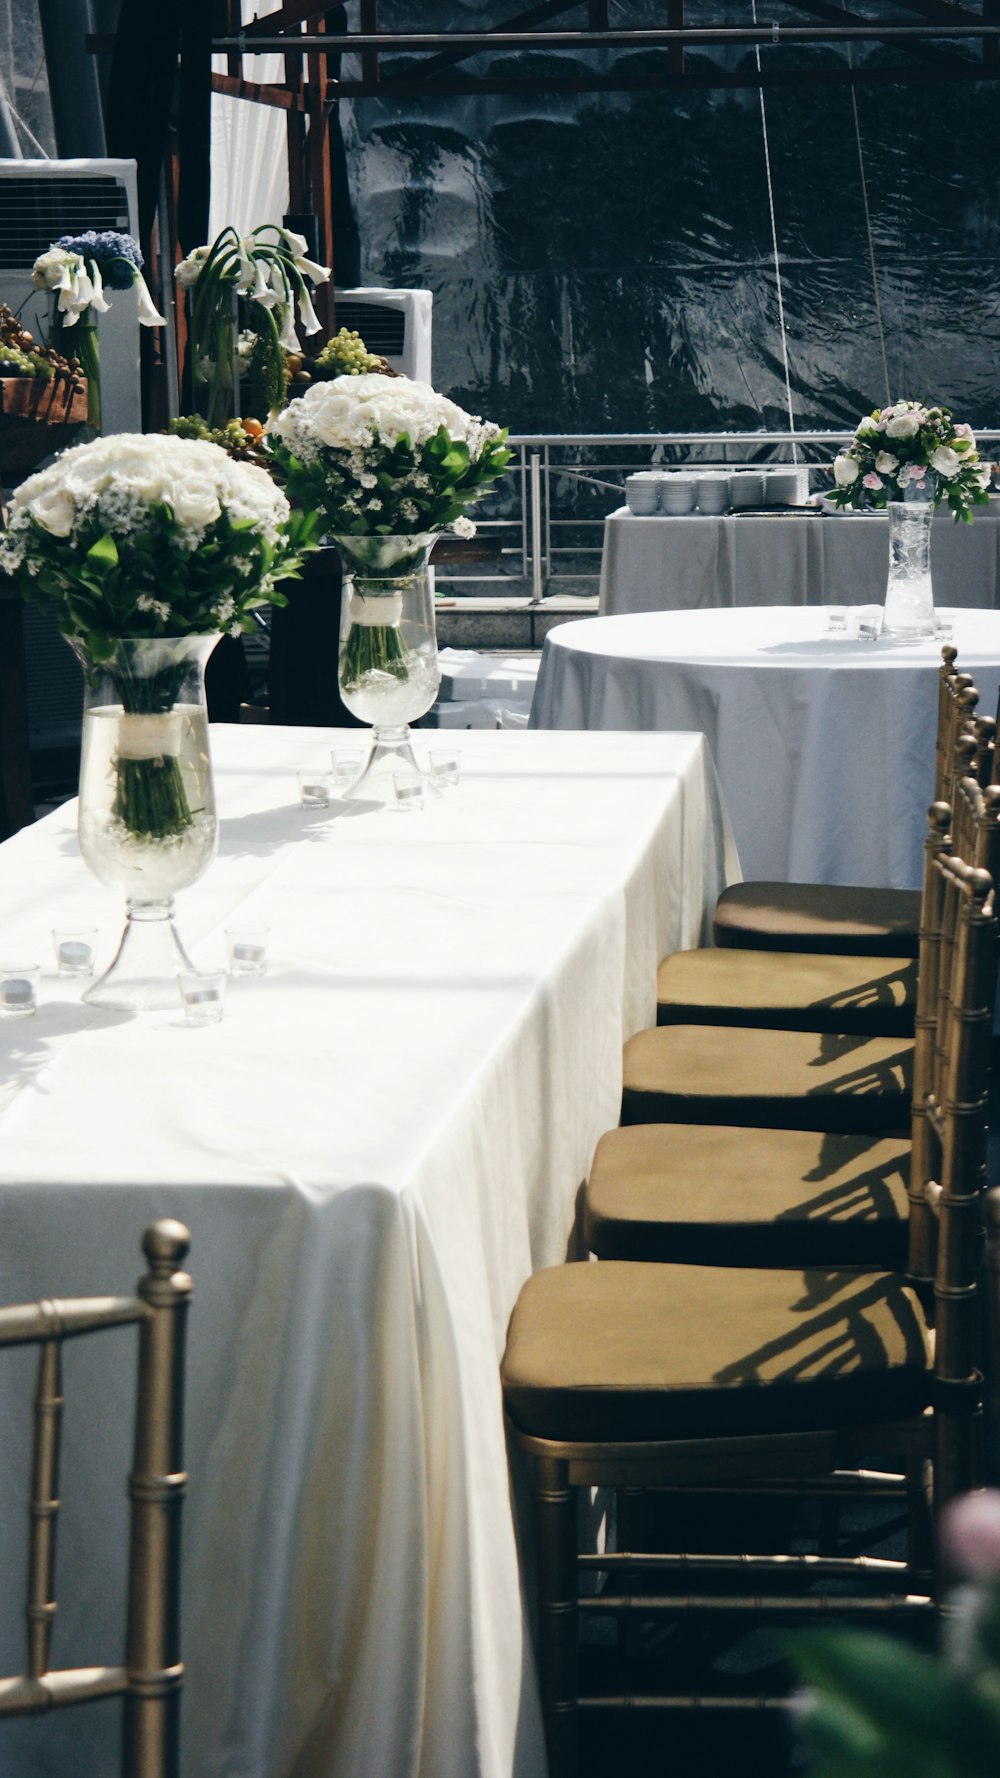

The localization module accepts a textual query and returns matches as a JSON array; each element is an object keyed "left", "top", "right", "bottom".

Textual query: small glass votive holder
[
  {"left": 935, "top": 618, "right": 954, "bottom": 643},
  {"left": 177, "top": 969, "right": 226, "bottom": 1027},
  {"left": 856, "top": 617, "right": 881, "bottom": 642},
  {"left": 826, "top": 606, "right": 847, "bottom": 633},
  {"left": 52, "top": 926, "right": 98, "bottom": 976},
  {"left": 330, "top": 748, "right": 364, "bottom": 795},
  {"left": 226, "top": 926, "right": 270, "bottom": 977},
  {"left": 393, "top": 766, "right": 425, "bottom": 812},
  {"left": 0, "top": 963, "right": 40, "bottom": 1019},
  {"left": 298, "top": 769, "right": 332, "bottom": 809},
  {"left": 428, "top": 749, "right": 461, "bottom": 796}
]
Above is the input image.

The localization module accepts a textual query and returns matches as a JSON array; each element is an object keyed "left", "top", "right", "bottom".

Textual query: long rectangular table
[
  {"left": 599, "top": 503, "right": 1000, "bottom": 616},
  {"left": 0, "top": 726, "right": 735, "bottom": 1778}
]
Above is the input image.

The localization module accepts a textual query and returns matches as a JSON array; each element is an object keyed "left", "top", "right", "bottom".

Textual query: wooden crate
[{"left": 0, "top": 374, "right": 89, "bottom": 476}]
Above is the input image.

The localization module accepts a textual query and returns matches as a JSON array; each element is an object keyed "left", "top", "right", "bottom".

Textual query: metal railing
[{"left": 433, "top": 430, "right": 1000, "bottom": 602}]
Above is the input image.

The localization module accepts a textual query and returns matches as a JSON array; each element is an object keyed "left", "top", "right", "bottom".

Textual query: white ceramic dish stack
[
  {"left": 658, "top": 472, "right": 697, "bottom": 515},
  {"left": 695, "top": 473, "right": 730, "bottom": 515},
  {"left": 765, "top": 467, "right": 810, "bottom": 506},
  {"left": 625, "top": 472, "right": 661, "bottom": 514},
  {"left": 729, "top": 472, "right": 766, "bottom": 509}
]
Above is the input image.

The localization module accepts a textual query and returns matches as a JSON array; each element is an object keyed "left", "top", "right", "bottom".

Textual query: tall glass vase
[
  {"left": 881, "top": 485, "right": 937, "bottom": 639},
  {"left": 69, "top": 635, "right": 221, "bottom": 1009},
  {"left": 333, "top": 533, "right": 441, "bottom": 804}
]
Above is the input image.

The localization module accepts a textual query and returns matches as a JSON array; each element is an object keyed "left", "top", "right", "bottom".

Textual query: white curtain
[{"left": 209, "top": 0, "right": 288, "bottom": 242}]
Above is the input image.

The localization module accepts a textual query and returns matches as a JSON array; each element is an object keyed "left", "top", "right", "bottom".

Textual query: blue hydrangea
[{"left": 55, "top": 229, "right": 143, "bottom": 290}]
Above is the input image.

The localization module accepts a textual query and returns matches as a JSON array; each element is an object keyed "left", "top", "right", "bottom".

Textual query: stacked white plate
[
  {"left": 729, "top": 472, "right": 765, "bottom": 509},
  {"left": 765, "top": 468, "right": 810, "bottom": 507},
  {"left": 625, "top": 472, "right": 661, "bottom": 514},
  {"left": 696, "top": 473, "right": 730, "bottom": 515},
  {"left": 658, "top": 472, "right": 697, "bottom": 515}
]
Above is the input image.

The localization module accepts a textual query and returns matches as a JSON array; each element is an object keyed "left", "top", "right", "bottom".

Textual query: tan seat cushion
[
  {"left": 622, "top": 1026, "right": 913, "bottom": 1136},
  {"left": 584, "top": 1123, "right": 910, "bottom": 1269},
  {"left": 502, "top": 1260, "right": 930, "bottom": 1442},
  {"left": 713, "top": 883, "right": 921, "bottom": 958},
  {"left": 656, "top": 948, "right": 916, "bottom": 1037}
]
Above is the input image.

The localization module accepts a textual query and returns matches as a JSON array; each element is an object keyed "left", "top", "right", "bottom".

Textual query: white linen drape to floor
[{"left": 0, "top": 727, "right": 734, "bottom": 1778}]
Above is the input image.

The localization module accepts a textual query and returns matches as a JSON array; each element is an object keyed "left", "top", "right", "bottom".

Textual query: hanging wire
[
  {"left": 752, "top": 0, "right": 797, "bottom": 460},
  {"left": 843, "top": 1, "right": 891, "bottom": 406}
]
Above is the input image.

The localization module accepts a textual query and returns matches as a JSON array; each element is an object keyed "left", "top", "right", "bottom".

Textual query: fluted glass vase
[
  {"left": 333, "top": 533, "right": 440, "bottom": 804},
  {"left": 70, "top": 635, "right": 220, "bottom": 1009},
  {"left": 882, "top": 482, "right": 937, "bottom": 639}
]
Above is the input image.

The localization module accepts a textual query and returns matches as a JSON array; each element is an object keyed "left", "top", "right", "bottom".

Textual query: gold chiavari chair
[
  {"left": 0, "top": 1220, "right": 192, "bottom": 1778},
  {"left": 653, "top": 697, "right": 998, "bottom": 1045},
  {"left": 502, "top": 827, "right": 995, "bottom": 1778},
  {"left": 713, "top": 646, "right": 977, "bottom": 957},
  {"left": 586, "top": 782, "right": 1000, "bottom": 1271}
]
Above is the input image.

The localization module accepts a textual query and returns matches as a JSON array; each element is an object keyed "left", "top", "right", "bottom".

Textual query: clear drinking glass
[
  {"left": 226, "top": 927, "right": 270, "bottom": 976},
  {"left": 428, "top": 750, "right": 461, "bottom": 795},
  {"left": 52, "top": 927, "right": 99, "bottom": 976},
  {"left": 393, "top": 766, "right": 425, "bottom": 812},
  {"left": 0, "top": 963, "right": 40, "bottom": 1019},
  {"left": 177, "top": 968, "right": 226, "bottom": 1026}
]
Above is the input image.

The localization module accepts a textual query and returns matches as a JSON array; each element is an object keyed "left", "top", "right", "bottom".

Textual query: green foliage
[
  {"left": 788, "top": 1617, "right": 1000, "bottom": 1778},
  {"left": 269, "top": 424, "right": 512, "bottom": 538}
]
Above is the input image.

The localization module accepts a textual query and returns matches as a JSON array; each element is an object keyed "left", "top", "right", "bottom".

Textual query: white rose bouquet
[
  {"left": 267, "top": 372, "right": 510, "bottom": 690},
  {"left": 829, "top": 401, "right": 991, "bottom": 522},
  {"left": 0, "top": 431, "right": 317, "bottom": 839},
  {"left": 266, "top": 372, "right": 511, "bottom": 537}
]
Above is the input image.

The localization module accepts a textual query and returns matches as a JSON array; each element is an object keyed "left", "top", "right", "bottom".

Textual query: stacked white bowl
[
  {"left": 729, "top": 472, "right": 765, "bottom": 509},
  {"left": 625, "top": 472, "right": 661, "bottom": 514},
  {"left": 658, "top": 472, "right": 697, "bottom": 515},
  {"left": 695, "top": 473, "right": 730, "bottom": 515}
]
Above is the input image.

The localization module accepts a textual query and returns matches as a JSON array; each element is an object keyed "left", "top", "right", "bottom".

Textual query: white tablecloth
[
  {"left": 0, "top": 726, "right": 733, "bottom": 1778},
  {"left": 599, "top": 505, "right": 1000, "bottom": 616},
  {"left": 531, "top": 606, "right": 1000, "bottom": 890}
]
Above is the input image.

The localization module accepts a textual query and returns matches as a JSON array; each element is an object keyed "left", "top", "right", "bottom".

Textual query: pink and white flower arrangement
[{"left": 829, "top": 401, "right": 991, "bottom": 522}]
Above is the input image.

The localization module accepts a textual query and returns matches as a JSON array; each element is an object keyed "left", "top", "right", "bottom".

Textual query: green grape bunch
[{"left": 313, "top": 327, "right": 388, "bottom": 380}]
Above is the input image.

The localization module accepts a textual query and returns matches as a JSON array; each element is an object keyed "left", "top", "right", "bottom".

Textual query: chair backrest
[
  {"left": 0, "top": 1219, "right": 191, "bottom": 1778},
  {"left": 909, "top": 796, "right": 997, "bottom": 1505},
  {"left": 935, "top": 648, "right": 978, "bottom": 802}
]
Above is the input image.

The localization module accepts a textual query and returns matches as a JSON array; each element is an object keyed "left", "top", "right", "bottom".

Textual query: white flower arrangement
[
  {"left": 0, "top": 431, "right": 315, "bottom": 654},
  {"left": 32, "top": 231, "right": 165, "bottom": 432},
  {"left": 267, "top": 372, "right": 511, "bottom": 537},
  {"left": 830, "top": 401, "right": 991, "bottom": 522},
  {"left": 177, "top": 225, "right": 330, "bottom": 427}
]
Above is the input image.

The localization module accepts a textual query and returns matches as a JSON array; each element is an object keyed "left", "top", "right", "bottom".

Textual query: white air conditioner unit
[
  {"left": 0, "top": 156, "right": 143, "bottom": 436},
  {"left": 334, "top": 287, "right": 432, "bottom": 382}
]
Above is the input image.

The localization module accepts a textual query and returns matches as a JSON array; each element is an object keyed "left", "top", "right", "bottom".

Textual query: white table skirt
[
  {"left": 599, "top": 504, "right": 1000, "bottom": 616},
  {"left": 0, "top": 726, "right": 734, "bottom": 1778},
  {"left": 530, "top": 606, "right": 1000, "bottom": 890}
]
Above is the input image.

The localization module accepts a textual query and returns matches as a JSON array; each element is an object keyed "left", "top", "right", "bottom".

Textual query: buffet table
[
  {"left": 0, "top": 726, "right": 734, "bottom": 1778},
  {"left": 599, "top": 504, "right": 1000, "bottom": 615},
  {"left": 531, "top": 606, "right": 1000, "bottom": 889}
]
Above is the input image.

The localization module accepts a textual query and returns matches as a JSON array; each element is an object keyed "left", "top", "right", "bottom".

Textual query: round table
[{"left": 530, "top": 605, "right": 1000, "bottom": 889}]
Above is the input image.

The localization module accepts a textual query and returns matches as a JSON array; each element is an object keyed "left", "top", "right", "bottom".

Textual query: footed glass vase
[
  {"left": 333, "top": 533, "right": 441, "bottom": 804},
  {"left": 881, "top": 487, "right": 937, "bottom": 639},
  {"left": 69, "top": 635, "right": 221, "bottom": 1009}
]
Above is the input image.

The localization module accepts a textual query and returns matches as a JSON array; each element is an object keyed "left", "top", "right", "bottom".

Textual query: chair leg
[{"left": 533, "top": 1454, "right": 579, "bottom": 1778}]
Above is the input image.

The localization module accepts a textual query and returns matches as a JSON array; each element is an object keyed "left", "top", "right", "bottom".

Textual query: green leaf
[{"left": 86, "top": 533, "right": 119, "bottom": 572}]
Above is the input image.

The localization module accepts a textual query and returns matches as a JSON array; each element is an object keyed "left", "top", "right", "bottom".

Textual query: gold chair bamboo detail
[
  {"left": 502, "top": 828, "right": 997, "bottom": 1776},
  {"left": 0, "top": 1219, "right": 191, "bottom": 1778}
]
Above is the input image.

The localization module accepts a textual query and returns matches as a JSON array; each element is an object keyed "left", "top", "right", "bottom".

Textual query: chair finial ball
[
  {"left": 143, "top": 1219, "right": 191, "bottom": 1267},
  {"left": 929, "top": 800, "right": 952, "bottom": 832},
  {"left": 969, "top": 866, "right": 993, "bottom": 904},
  {"left": 941, "top": 644, "right": 958, "bottom": 667}
]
